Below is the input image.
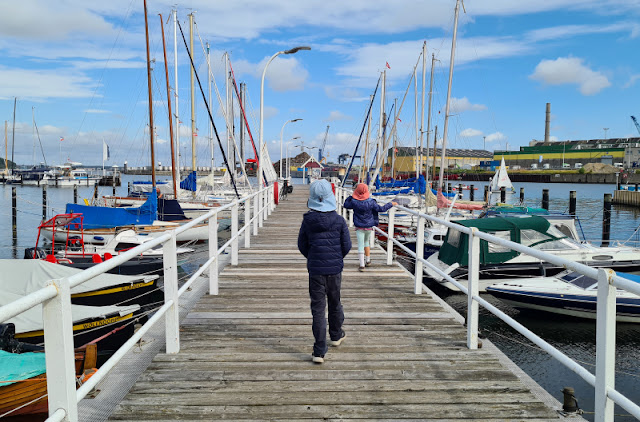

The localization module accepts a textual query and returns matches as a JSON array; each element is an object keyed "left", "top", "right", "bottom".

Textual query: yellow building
[{"left": 390, "top": 147, "right": 492, "bottom": 172}]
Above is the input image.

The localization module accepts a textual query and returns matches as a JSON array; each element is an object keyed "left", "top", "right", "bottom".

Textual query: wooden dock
[{"left": 110, "top": 185, "right": 564, "bottom": 421}]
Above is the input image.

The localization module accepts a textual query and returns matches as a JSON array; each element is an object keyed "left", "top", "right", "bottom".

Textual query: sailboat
[{"left": 489, "top": 156, "right": 515, "bottom": 194}]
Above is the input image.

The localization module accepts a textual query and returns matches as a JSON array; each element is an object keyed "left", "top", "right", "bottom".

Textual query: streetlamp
[
  {"left": 259, "top": 46, "right": 311, "bottom": 189},
  {"left": 280, "top": 118, "right": 302, "bottom": 179},
  {"left": 286, "top": 136, "right": 301, "bottom": 179},
  {"left": 604, "top": 127, "right": 609, "bottom": 140}
]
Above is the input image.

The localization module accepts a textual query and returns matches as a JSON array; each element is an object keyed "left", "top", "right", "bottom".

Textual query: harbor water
[{"left": 1, "top": 177, "right": 639, "bottom": 420}]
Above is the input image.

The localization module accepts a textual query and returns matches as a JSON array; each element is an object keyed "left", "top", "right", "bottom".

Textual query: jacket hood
[{"left": 307, "top": 180, "right": 336, "bottom": 212}]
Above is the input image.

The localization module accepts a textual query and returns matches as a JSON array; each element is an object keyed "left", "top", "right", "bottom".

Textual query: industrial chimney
[{"left": 544, "top": 103, "right": 551, "bottom": 144}]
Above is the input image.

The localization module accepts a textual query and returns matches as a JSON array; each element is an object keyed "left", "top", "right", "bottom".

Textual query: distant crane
[
  {"left": 632, "top": 116, "right": 640, "bottom": 135},
  {"left": 318, "top": 125, "right": 329, "bottom": 163},
  {"left": 338, "top": 153, "right": 360, "bottom": 165}
]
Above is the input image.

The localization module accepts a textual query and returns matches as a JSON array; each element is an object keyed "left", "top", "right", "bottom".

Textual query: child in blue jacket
[
  {"left": 343, "top": 183, "right": 396, "bottom": 271},
  {"left": 298, "top": 180, "right": 351, "bottom": 363}
]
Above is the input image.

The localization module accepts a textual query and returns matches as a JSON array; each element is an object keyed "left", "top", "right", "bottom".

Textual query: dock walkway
[{"left": 110, "top": 186, "right": 564, "bottom": 421}]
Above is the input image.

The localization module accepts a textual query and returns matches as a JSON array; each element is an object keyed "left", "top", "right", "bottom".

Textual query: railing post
[
  {"left": 467, "top": 228, "right": 480, "bottom": 350},
  {"left": 253, "top": 193, "right": 259, "bottom": 235},
  {"left": 268, "top": 185, "right": 274, "bottom": 215},
  {"left": 335, "top": 189, "right": 341, "bottom": 214},
  {"left": 209, "top": 211, "right": 219, "bottom": 295},
  {"left": 386, "top": 207, "right": 395, "bottom": 266},
  {"left": 259, "top": 189, "right": 264, "bottom": 228},
  {"left": 595, "top": 268, "right": 616, "bottom": 422},
  {"left": 43, "top": 277, "right": 78, "bottom": 421},
  {"left": 349, "top": 209, "right": 354, "bottom": 228},
  {"left": 244, "top": 198, "right": 251, "bottom": 249},
  {"left": 263, "top": 187, "right": 269, "bottom": 222},
  {"left": 163, "top": 231, "right": 179, "bottom": 354},
  {"left": 414, "top": 215, "right": 425, "bottom": 294},
  {"left": 231, "top": 199, "right": 239, "bottom": 266}
]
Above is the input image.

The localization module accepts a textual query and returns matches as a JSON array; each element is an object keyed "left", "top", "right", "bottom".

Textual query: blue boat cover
[
  {"left": 158, "top": 198, "right": 187, "bottom": 221},
  {"left": 66, "top": 189, "right": 157, "bottom": 229},
  {"left": 0, "top": 350, "right": 46, "bottom": 386},
  {"left": 373, "top": 175, "right": 427, "bottom": 196},
  {"left": 180, "top": 171, "right": 197, "bottom": 191}
]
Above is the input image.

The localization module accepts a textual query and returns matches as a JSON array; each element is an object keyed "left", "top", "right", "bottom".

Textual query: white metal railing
[
  {"left": 0, "top": 184, "right": 275, "bottom": 422},
  {"left": 336, "top": 186, "right": 640, "bottom": 422}
]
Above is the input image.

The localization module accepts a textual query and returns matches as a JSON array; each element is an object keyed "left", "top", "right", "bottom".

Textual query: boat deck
[{"left": 108, "top": 185, "right": 566, "bottom": 421}]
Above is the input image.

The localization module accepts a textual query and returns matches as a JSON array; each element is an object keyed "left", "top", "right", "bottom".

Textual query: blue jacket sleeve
[
  {"left": 372, "top": 201, "right": 393, "bottom": 213},
  {"left": 340, "top": 218, "right": 352, "bottom": 257},
  {"left": 297, "top": 221, "right": 309, "bottom": 258},
  {"left": 343, "top": 196, "right": 355, "bottom": 209}
]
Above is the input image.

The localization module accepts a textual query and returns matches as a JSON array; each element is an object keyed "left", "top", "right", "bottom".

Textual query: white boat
[
  {"left": 486, "top": 270, "right": 640, "bottom": 323},
  {"left": 42, "top": 165, "right": 100, "bottom": 187},
  {"left": 424, "top": 215, "right": 640, "bottom": 292},
  {"left": 489, "top": 157, "right": 515, "bottom": 194}
]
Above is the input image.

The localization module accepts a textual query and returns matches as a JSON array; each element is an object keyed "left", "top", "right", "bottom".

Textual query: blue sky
[{"left": 0, "top": 0, "right": 639, "bottom": 169}]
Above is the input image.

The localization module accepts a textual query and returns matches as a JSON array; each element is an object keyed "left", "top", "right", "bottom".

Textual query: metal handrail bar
[
  {"left": 336, "top": 186, "right": 640, "bottom": 421},
  {"left": 0, "top": 284, "right": 58, "bottom": 323}
]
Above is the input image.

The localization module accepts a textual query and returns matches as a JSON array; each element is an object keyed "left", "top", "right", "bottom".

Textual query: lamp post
[
  {"left": 280, "top": 118, "right": 302, "bottom": 179},
  {"left": 259, "top": 46, "right": 311, "bottom": 189},
  {"left": 286, "top": 136, "right": 301, "bottom": 179}
]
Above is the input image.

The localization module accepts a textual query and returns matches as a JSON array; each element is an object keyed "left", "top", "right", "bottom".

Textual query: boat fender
[
  {"left": 57, "top": 258, "right": 74, "bottom": 264},
  {"left": 79, "top": 367, "right": 98, "bottom": 385}
]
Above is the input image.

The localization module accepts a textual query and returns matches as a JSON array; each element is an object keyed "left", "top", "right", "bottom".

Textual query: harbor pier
[{"left": 107, "top": 186, "right": 566, "bottom": 421}]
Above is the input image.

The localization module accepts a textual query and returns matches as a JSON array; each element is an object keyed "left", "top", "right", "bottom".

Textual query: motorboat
[
  {"left": 424, "top": 215, "right": 640, "bottom": 292},
  {"left": 486, "top": 270, "right": 640, "bottom": 323}
]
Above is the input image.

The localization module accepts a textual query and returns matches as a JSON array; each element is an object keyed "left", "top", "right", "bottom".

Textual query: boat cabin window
[
  {"left": 553, "top": 223, "right": 577, "bottom": 240},
  {"left": 433, "top": 235, "right": 444, "bottom": 241},
  {"left": 446, "top": 229, "right": 461, "bottom": 247},
  {"left": 114, "top": 242, "right": 140, "bottom": 251},
  {"left": 520, "top": 229, "right": 552, "bottom": 247},
  {"left": 486, "top": 230, "right": 511, "bottom": 253},
  {"left": 560, "top": 272, "right": 597, "bottom": 290}
]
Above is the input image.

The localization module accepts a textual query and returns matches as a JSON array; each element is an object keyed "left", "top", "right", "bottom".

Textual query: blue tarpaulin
[
  {"left": 374, "top": 175, "right": 426, "bottom": 195},
  {"left": 66, "top": 189, "right": 157, "bottom": 229},
  {"left": 179, "top": 171, "right": 197, "bottom": 191}
]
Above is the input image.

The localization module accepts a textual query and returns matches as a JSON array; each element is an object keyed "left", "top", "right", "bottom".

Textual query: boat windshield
[
  {"left": 559, "top": 272, "right": 597, "bottom": 290},
  {"left": 520, "top": 226, "right": 573, "bottom": 250}
]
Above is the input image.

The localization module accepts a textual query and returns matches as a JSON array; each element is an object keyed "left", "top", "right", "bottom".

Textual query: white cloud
[
  {"left": 234, "top": 56, "right": 309, "bottom": 92},
  {"left": 530, "top": 57, "right": 611, "bottom": 95},
  {"left": 624, "top": 74, "right": 640, "bottom": 89},
  {"left": 263, "top": 106, "right": 279, "bottom": 120},
  {"left": 0, "top": 66, "right": 97, "bottom": 99},
  {"left": 485, "top": 132, "right": 506, "bottom": 143},
  {"left": 449, "top": 97, "right": 487, "bottom": 114},
  {"left": 460, "top": 128, "right": 483, "bottom": 138},
  {"left": 325, "top": 111, "right": 352, "bottom": 122}
]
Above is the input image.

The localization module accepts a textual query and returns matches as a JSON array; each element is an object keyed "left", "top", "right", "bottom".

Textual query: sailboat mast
[
  {"left": 432, "top": 125, "right": 438, "bottom": 184},
  {"left": 160, "top": 13, "right": 177, "bottom": 198},
  {"left": 414, "top": 63, "right": 419, "bottom": 180},
  {"left": 362, "top": 98, "right": 372, "bottom": 182},
  {"left": 208, "top": 44, "right": 214, "bottom": 180},
  {"left": 189, "top": 13, "right": 196, "bottom": 185},
  {"left": 4, "top": 121, "right": 7, "bottom": 174},
  {"left": 379, "top": 70, "right": 386, "bottom": 182},
  {"left": 425, "top": 53, "right": 435, "bottom": 188},
  {"left": 11, "top": 98, "right": 16, "bottom": 175},
  {"left": 437, "top": 0, "right": 461, "bottom": 192},
  {"left": 143, "top": 0, "right": 156, "bottom": 191},
  {"left": 172, "top": 9, "right": 181, "bottom": 185}
]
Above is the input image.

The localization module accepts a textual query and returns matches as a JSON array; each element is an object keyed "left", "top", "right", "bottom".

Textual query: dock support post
[
  {"left": 414, "top": 215, "right": 425, "bottom": 295},
  {"left": 636, "top": 183, "right": 639, "bottom": 193},
  {"left": 447, "top": 183, "right": 452, "bottom": 195},
  {"left": 43, "top": 277, "right": 78, "bottom": 421},
  {"left": 209, "top": 212, "right": 219, "bottom": 295},
  {"left": 163, "top": 231, "right": 180, "bottom": 353},
  {"left": 112, "top": 174, "right": 116, "bottom": 195},
  {"left": 467, "top": 228, "right": 479, "bottom": 350},
  {"left": 500, "top": 186, "right": 506, "bottom": 203},
  {"left": 231, "top": 200, "right": 238, "bottom": 266},
  {"left": 594, "top": 268, "right": 616, "bottom": 422},
  {"left": 244, "top": 199, "right": 251, "bottom": 249},
  {"left": 12, "top": 187, "right": 17, "bottom": 238},
  {"left": 253, "top": 194, "right": 259, "bottom": 235},
  {"left": 458, "top": 183, "right": 463, "bottom": 199},
  {"left": 602, "top": 194, "right": 611, "bottom": 247},
  {"left": 42, "top": 184, "right": 47, "bottom": 221},
  {"left": 469, "top": 185, "right": 474, "bottom": 201},
  {"left": 520, "top": 187, "right": 525, "bottom": 204},
  {"left": 569, "top": 191, "right": 577, "bottom": 216},
  {"left": 542, "top": 189, "right": 549, "bottom": 210},
  {"left": 386, "top": 208, "right": 395, "bottom": 266},
  {"left": 483, "top": 185, "right": 489, "bottom": 203},
  {"left": 74, "top": 185, "right": 78, "bottom": 204}
]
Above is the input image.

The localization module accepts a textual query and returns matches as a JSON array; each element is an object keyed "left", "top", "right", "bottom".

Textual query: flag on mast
[{"left": 103, "top": 141, "right": 110, "bottom": 161}]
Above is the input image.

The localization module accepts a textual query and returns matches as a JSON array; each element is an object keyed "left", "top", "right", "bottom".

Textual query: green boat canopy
[{"left": 439, "top": 215, "right": 564, "bottom": 267}]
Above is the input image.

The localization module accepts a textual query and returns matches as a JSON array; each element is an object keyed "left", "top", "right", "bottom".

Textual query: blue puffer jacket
[
  {"left": 343, "top": 196, "right": 393, "bottom": 228},
  {"left": 298, "top": 210, "right": 351, "bottom": 275}
]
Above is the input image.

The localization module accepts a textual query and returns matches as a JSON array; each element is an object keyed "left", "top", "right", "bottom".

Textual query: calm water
[{"left": 1, "top": 177, "right": 639, "bottom": 420}]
